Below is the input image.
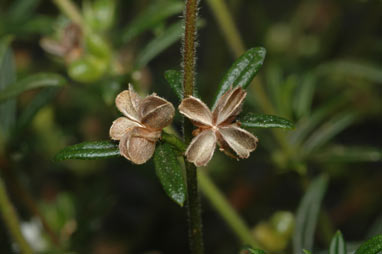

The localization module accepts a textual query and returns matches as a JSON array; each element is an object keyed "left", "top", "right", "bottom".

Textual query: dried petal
[
  {"left": 179, "top": 97, "right": 213, "bottom": 127},
  {"left": 185, "top": 129, "right": 216, "bottom": 167},
  {"left": 218, "top": 124, "right": 258, "bottom": 159},
  {"left": 213, "top": 87, "right": 246, "bottom": 126},
  {"left": 119, "top": 128, "right": 157, "bottom": 164},
  {"left": 109, "top": 117, "right": 141, "bottom": 140},
  {"left": 139, "top": 95, "right": 175, "bottom": 130},
  {"left": 115, "top": 88, "right": 141, "bottom": 122}
]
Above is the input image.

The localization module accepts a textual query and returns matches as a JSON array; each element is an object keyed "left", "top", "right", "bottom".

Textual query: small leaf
[
  {"left": 240, "top": 113, "right": 295, "bottom": 129},
  {"left": 13, "top": 88, "right": 59, "bottom": 137},
  {"left": 240, "top": 246, "right": 266, "bottom": 254},
  {"left": 0, "top": 38, "right": 16, "bottom": 142},
  {"left": 330, "top": 231, "right": 347, "bottom": 254},
  {"left": 293, "top": 174, "right": 329, "bottom": 254},
  {"left": 302, "top": 112, "right": 357, "bottom": 155},
  {"left": 212, "top": 47, "right": 266, "bottom": 109},
  {"left": 355, "top": 234, "right": 382, "bottom": 254},
  {"left": 154, "top": 143, "right": 187, "bottom": 207},
  {"left": 0, "top": 73, "right": 66, "bottom": 102},
  {"left": 164, "top": 70, "right": 183, "bottom": 100},
  {"left": 136, "top": 21, "right": 183, "bottom": 69},
  {"left": 55, "top": 141, "right": 120, "bottom": 161},
  {"left": 313, "top": 146, "right": 382, "bottom": 163},
  {"left": 121, "top": 1, "right": 183, "bottom": 44},
  {"left": 302, "top": 250, "right": 312, "bottom": 254}
]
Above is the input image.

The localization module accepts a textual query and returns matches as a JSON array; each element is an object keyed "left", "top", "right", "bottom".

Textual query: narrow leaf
[
  {"left": 212, "top": 47, "right": 266, "bottom": 109},
  {"left": 164, "top": 70, "right": 183, "bottom": 100},
  {"left": 293, "top": 174, "right": 329, "bottom": 254},
  {"left": 240, "top": 113, "right": 295, "bottom": 129},
  {"left": 330, "top": 231, "right": 347, "bottom": 254},
  {"left": 313, "top": 146, "right": 382, "bottom": 163},
  {"left": 55, "top": 141, "right": 120, "bottom": 161},
  {"left": 0, "top": 38, "right": 16, "bottom": 142},
  {"left": 154, "top": 143, "right": 187, "bottom": 207},
  {"left": 302, "top": 112, "right": 357, "bottom": 155},
  {"left": 240, "top": 246, "right": 266, "bottom": 254},
  {"left": 136, "top": 21, "right": 183, "bottom": 69},
  {"left": 355, "top": 234, "right": 382, "bottom": 254},
  {"left": 293, "top": 73, "right": 316, "bottom": 118},
  {"left": 121, "top": 1, "right": 183, "bottom": 43},
  {"left": 0, "top": 73, "right": 66, "bottom": 102},
  {"left": 13, "top": 88, "right": 59, "bottom": 137}
]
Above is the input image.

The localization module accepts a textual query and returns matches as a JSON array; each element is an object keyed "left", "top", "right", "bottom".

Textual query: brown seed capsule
[
  {"left": 110, "top": 84, "right": 175, "bottom": 164},
  {"left": 179, "top": 87, "right": 258, "bottom": 167}
]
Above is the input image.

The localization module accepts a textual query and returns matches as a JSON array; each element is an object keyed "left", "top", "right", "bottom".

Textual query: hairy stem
[
  {"left": 182, "top": 1, "right": 204, "bottom": 254},
  {"left": 0, "top": 177, "right": 33, "bottom": 254},
  {"left": 198, "top": 170, "right": 261, "bottom": 248}
]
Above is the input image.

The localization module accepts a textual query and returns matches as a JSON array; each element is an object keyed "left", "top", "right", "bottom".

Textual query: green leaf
[
  {"left": 293, "top": 174, "right": 329, "bottom": 254},
  {"left": 302, "top": 250, "right": 312, "bottom": 254},
  {"left": 316, "top": 60, "right": 382, "bottom": 84},
  {"left": 302, "top": 112, "right": 357, "bottom": 155},
  {"left": 313, "top": 146, "right": 382, "bottom": 163},
  {"left": 136, "top": 21, "right": 183, "bottom": 69},
  {"left": 121, "top": 1, "right": 184, "bottom": 44},
  {"left": 239, "top": 246, "right": 266, "bottom": 254},
  {"left": 0, "top": 73, "right": 66, "bottom": 102},
  {"left": 212, "top": 47, "right": 266, "bottom": 109},
  {"left": 13, "top": 88, "right": 59, "bottom": 137},
  {"left": 355, "top": 234, "right": 382, "bottom": 254},
  {"left": 293, "top": 73, "right": 316, "bottom": 119},
  {"left": 240, "top": 113, "right": 295, "bottom": 129},
  {"left": 154, "top": 143, "right": 187, "bottom": 207},
  {"left": 0, "top": 38, "right": 16, "bottom": 143},
  {"left": 330, "top": 231, "right": 347, "bottom": 254},
  {"left": 164, "top": 69, "right": 183, "bottom": 100},
  {"left": 55, "top": 141, "right": 120, "bottom": 161}
]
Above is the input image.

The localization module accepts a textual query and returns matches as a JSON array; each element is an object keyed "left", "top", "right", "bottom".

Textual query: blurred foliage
[{"left": 0, "top": 0, "right": 381, "bottom": 253}]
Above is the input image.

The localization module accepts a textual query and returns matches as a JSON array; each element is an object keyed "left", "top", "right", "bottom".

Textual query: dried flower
[
  {"left": 179, "top": 87, "right": 258, "bottom": 167},
  {"left": 110, "top": 85, "right": 175, "bottom": 164}
]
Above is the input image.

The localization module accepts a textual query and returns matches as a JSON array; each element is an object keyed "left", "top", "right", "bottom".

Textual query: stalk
[
  {"left": 0, "top": 177, "right": 33, "bottom": 254},
  {"left": 182, "top": 0, "right": 204, "bottom": 253}
]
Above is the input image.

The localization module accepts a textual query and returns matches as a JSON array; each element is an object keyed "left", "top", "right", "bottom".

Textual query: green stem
[
  {"left": 52, "top": 0, "right": 87, "bottom": 31},
  {"left": 198, "top": 170, "right": 261, "bottom": 248},
  {"left": 0, "top": 177, "right": 33, "bottom": 254},
  {"left": 206, "top": 0, "right": 245, "bottom": 57},
  {"left": 182, "top": 1, "right": 204, "bottom": 253}
]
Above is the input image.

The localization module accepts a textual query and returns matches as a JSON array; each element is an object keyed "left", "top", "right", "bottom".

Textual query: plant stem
[
  {"left": 198, "top": 170, "right": 261, "bottom": 248},
  {"left": 182, "top": 1, "right": 204, "bottom": 253},
  {"left": 52, "top": 0, "right": 87, "bottom": 31},
  {"left": 0, "top": 177, "right": 33, "bottom": 254}
]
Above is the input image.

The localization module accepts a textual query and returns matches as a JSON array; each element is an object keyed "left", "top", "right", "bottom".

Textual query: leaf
[
  {"left": 135, "top": 21, "right": 183, "bottom": 69},
  {"left": 239, "top": 113, "right": 295, "bottom": 129},
  {"left": 0, "top": 38, "right": 16, "bottom": 142},
  {"left": 313, "top": 146, "right": 382, "bottom": 163},
  {"left": 239, "top": 246, "right": 266, "bottom": 254},
  {"left": 302, "top": 250, "right": 312, "bottom": 254},
  {"left": 330, "top": 231, "right": 347, "bottom": 254},
  {"left": 164, "top": 69, "right": 183, "bottom": 100},
  {"left": 355, "top": 234, "right": 382, "bottom": 254},
  {"left": 316, "top": 60, "right": 382, "bottom": 84},
  {"left": 13, "top": 88, "right": 59, "bottom": 137},
  {"left": 55, "top": 141, "right": 120, "bottom": 161},
  {"left": 302, "top": 112, "right": 357, "bottom": 155},
  {"left": 121, "top": 1, "right": 184, "bottom": 44},
  {"left": 289, "top": 96, "right": 347, "bottom": 145},
  {"left": 212, "top": 47, "right": 266, "bottom": 109},
  {"left": 293, "top": 73, "right": 316, "bottom": 118},
  {"left": 0, "top": 73, "right": 66, "bottom": 102},
  {"left": 293, "top": 174, "right": 329, "bottom": 254},
  {"left": 154, "top": 143, "right": 187, "bottom": 207}
]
